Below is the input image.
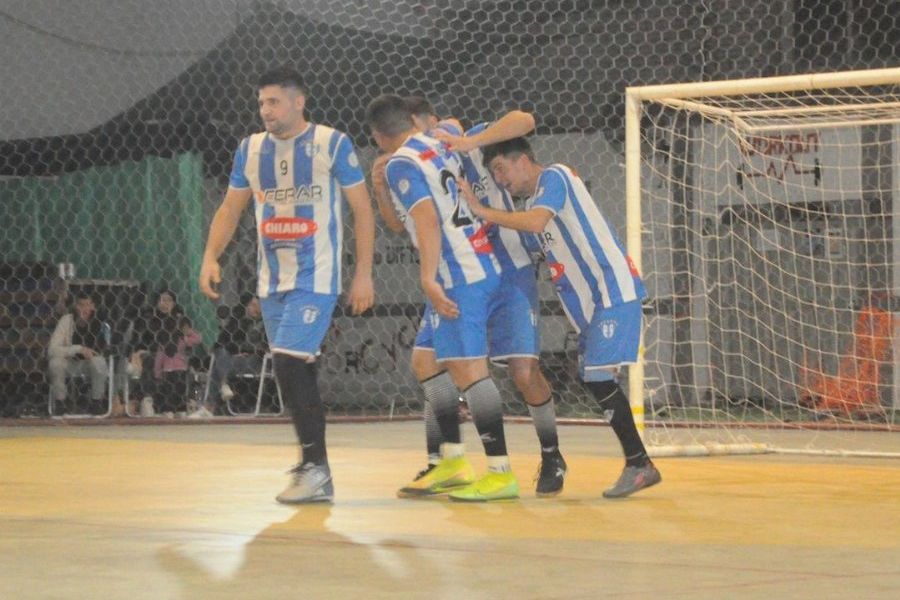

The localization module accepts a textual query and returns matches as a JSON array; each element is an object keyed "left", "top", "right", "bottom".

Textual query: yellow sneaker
[
  {"left": 448, "top": 471, "right": 520, "bottom": 502},
  {"left": 397, "top": 456, "right": 475, "bottom": 498}
]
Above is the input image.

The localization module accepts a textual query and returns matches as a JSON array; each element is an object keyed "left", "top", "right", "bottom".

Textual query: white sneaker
[
  {"left": 276, "top": 463, "right": 334, "bottom": 504},
  {"left": 187, "top": 406, "right": 214, "bottom": 420},
  {"left": 140, "top": 397, "right": 155, "bottom": 417},
  {"left": 220, "top": 383, "right": 235, "bottom": 401}
]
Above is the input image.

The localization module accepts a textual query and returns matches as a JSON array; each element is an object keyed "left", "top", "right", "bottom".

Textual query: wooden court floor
[{"left": 1, "top": 421, "right": 898, "bottom": 599}]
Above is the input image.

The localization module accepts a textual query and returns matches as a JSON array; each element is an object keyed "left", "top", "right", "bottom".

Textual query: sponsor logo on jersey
[
  {"left": 418, "top": 148, "right": 438, "bottom": 161},
  {"left": 305, "top": 142, "right": 320, "bottom": 157},
  {"left": 549, "top": 262, "right": 565, "bottom": 282},
  {"left": 539, "top": 231, "right": 555, "bottom": 251},
  {"left": 261, "top": 217, "right": 318, "bottom": 240},
  {"left": 468, "top": 224, "right": 495, "bottom": 254},
  {"left": 257, "top": 185, "right": 324, "bottom": 205},
  {"left": 470, "top": 176, "right": 488, "bottom": 199}
]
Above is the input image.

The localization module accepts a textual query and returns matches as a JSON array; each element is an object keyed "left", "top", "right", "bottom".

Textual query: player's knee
[
  {"left": 508, "top": 357, "right": 543, "bottom": 393},
  {"left": 273, "top": 352, "right": 318, "bottom": 403},
  {"left": 508, "top": 362, "right": 535, "bottom": 393},
  {"left": 586, "top": 380, "right": 619, "bottom": 412},
  {"left": 411, "top": 349, "right": 441, "bottom": 382}
]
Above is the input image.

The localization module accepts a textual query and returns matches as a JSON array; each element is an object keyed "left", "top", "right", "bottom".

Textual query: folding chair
[{"left": 225, "top": 352, "right": 284, "bottom": 417}]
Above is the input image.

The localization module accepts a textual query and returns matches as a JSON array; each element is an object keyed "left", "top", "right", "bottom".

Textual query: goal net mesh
[{"left": 636, "top": 78, "right": 900, "bottom": 455}]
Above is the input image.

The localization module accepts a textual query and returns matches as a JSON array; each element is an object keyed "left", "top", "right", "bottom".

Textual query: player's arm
[
  {"left": 333, "top": 133, "right": 375, "bottom": 315},
  {"left": 459, "top": 179, "right": 552, "bottom": 233},
  {"left": 385, "top": 157, "right": 459, "bottom": 319},
  {"left": 200, "top": 186, "right": 253, "bottom": 299},
  {"left": 433, "top": 111, "right": 535, "bottom": 152},
  {"left": 370, "top": 153, "right": 405, "bottom": 234},
  {"left": 409, "top": 200, "right": 459, "bottom": 320},
  {"left": 343, "top": 182, "right": 376, "bottom": 315}
]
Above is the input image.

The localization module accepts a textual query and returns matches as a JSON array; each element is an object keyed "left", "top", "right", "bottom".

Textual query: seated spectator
[
  {"left": 152, "top": 315, "right": 203, "bottom": 415},
  {"left": 129, "top": 288, "right": 186, "bottom": 416},
  {"left": 47, "top": 291, "right": 109, "bottom": 413},
  {"left": 190, "top": 293, "right": 267, "bottom": 418}
]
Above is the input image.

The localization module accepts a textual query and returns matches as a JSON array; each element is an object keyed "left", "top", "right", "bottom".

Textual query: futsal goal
[{"left": 625, "top": 67, "right": 900, "bottom": 458}]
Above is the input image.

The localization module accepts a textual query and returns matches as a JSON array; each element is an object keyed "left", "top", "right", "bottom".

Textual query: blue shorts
[
  {"left": 415, "top": 267, "right": 539, "bottom": 363},
  {"left": 260, "top": 289, "right": 338, "bottom": 359},
  {"left": 431, "top": 276, "right": 501, "bottom": 362},
  {"left": 578, "top": 300, "right": 642, "bottom": 382}
]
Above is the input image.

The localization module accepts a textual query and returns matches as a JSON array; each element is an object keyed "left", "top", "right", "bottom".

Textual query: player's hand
[
  {"left": 199, "top": 257, "right": 222, "bottom": 300},
  {"left": 431, "top": 128, "right": 476, "bottom": 152},
  {"left": 422, "top": 279, "right": 458, "bottom": 320},
  {"left": 458, "top": 179, "right": 486, "bottom": 219},
  {"left": 79, "top": 347, "right": 95, "bottom": 360},
  {"left": 371, "top": 153, "right": 389, "bottom": 191},
  {"left": 347, "top": 272, "right": 375, "bottom": 316}
]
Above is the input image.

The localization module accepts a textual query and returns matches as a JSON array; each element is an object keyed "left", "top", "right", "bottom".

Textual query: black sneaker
[
  {"left": 534, "top": 453, "right": 567, "bottom": 497},
  {"left": 602, "top": 462, "right": 661, "bottom": 498}
]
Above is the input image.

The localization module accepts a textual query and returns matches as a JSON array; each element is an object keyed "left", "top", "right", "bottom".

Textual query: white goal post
[{"left": 625, "top": 67, "right": 900, "bottom": 458}]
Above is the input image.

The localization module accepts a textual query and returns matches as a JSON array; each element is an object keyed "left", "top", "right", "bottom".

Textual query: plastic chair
[{"left": 225, "top": 352, "right": 284, "bottom": 417}]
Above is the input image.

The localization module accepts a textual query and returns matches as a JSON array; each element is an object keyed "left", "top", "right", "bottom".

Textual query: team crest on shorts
[
  {"left": 429, "top": 311, "right": 440, "bottom": 330},
  {"left": 300, "top": 305, "right": 320, "bottom": 324},
  {"left": 601, "top": 319, "right": 617, "bottom": 339}
]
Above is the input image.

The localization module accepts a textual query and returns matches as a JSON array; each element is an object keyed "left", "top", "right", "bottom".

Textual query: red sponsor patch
[
  {"left": 468, "top": 225, "right": 494, "bottom": 254},
  {"left": 418, "top": 148, "right": 438, "bottom": 161},
  {"left": 625, "top": 255, "right": 641, "bottom": 277},
  {"left": 549, "top": 262, "right": 565, "bottom": 282},
  {"left": 261, "top": 217, "right": 318, "bottom": 240}
]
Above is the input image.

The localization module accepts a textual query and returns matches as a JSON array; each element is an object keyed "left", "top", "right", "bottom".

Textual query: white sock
[
  {"left": 441, "top": 442, "right": 465, "bottom": 459},
  {"left": 487, "top": 455, "right": 511, "bottom": 473}
]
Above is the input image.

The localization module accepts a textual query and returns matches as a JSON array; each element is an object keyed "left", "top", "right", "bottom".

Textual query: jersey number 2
[{"left": 441, "top": 169, "right": 473, "bottom": 227}]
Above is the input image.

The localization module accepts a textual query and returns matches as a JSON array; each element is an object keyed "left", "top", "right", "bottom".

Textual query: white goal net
[{"left": 628, "top": 69, "right": 900, "bottom": 457}]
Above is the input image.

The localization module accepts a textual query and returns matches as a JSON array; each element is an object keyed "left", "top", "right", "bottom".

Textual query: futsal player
[
  {"left": 385, "top": 97, "right": 568, "bottom": 497},
  {"left": 199, "top": 66, "right": 375, "bottom": 504},
  {"left": 366, "top": 94, "right": 518, "bottom": 502},
  {"left": 464, "top": 136, "right": 662, "bottom": 498}
]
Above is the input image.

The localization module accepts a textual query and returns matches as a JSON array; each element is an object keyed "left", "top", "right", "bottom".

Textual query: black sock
[
  {"left": 586, "top": 380, "right": 649, "bottom": 467},
  {"left": 526, "top": 393, "right": 560, "bottom": 457},
  {"left": 273, "top": 353, "right": 327, "bottom": 466},
  {"left": 421, "top": 371, "right": 461, "bottom": 444},
  {"left": 464, "top": 378, "right": 508, "bottom": 457},
  {"left": 422, "top": 399, "right": 442, "bottom": 464}
]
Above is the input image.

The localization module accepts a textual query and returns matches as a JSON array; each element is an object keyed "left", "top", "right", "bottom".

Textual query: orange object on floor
[{"left": 798, "top": 304, "right": 892, "bottom": 416}]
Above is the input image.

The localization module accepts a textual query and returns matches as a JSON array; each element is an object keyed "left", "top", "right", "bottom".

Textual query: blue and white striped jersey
[
  {"left": 461, "top": 122, "right": 533, "bottom": 273},
  {"left": 528, "top": 164, "right": 646, "bottom": 332},
  {"left": 229, "top": 124, "right": 365, "bottom": 298},
  {"left": 385, "top": 129, "right": 501, "bottom": 289}
]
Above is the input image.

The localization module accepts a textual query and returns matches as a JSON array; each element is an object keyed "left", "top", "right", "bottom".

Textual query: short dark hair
[
  {"left": 366, "top": 94, "right": 415, "bottom": 137},
  {"left": 404, "top": 95, "right": 436, "bottom": 119},
  {"left": 481, "top": 137, "right": 536, "bottom": 168},
  {"left": 258, "top": 66, "right": 307, "bottom": 95}
]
